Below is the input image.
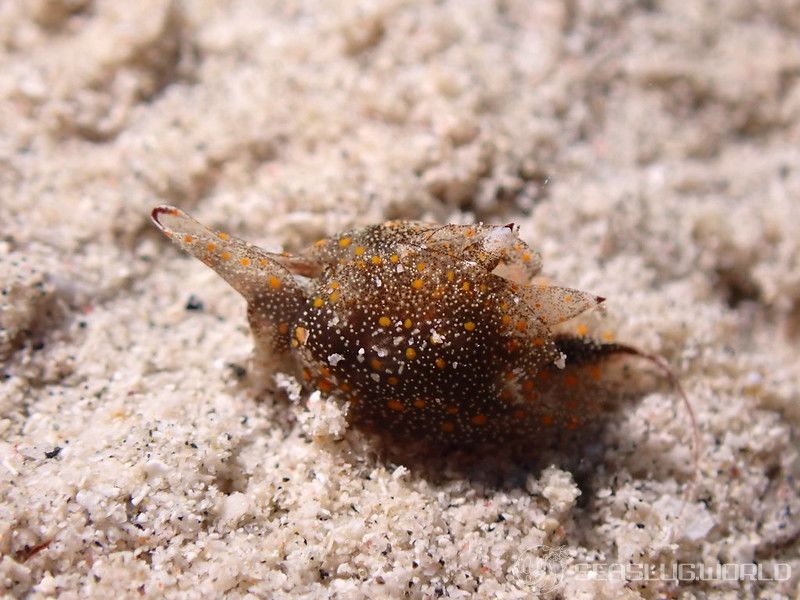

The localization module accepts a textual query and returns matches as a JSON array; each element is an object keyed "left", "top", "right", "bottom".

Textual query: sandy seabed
[{"left": 1, "top": 1, "right": 799, "bottom": 598}]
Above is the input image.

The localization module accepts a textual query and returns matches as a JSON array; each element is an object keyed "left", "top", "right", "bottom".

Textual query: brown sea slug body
[{"left": 151, "top": 206, "right": 695, "bottom": 449}]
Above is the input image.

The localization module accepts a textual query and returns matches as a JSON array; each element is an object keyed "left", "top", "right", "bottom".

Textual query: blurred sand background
[{"left": 1, "top": 1, "right": 799, "bottom": 598}]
